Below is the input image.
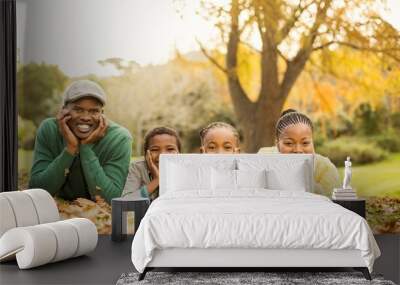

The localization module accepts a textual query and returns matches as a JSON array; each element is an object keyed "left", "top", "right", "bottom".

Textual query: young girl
[
  {"left": 122, "top": 126, "right": 181, "bottom": 201},
  {"left": 258, "top": 109, "right": 340, "bottom": 196},
  {"left": 199, "top": 122, "right": 240, "bottom": 154}
]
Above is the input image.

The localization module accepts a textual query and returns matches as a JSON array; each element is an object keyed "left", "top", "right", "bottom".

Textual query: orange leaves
[{"left": 286, "top": 45, "right": 400, "bottom": 119}]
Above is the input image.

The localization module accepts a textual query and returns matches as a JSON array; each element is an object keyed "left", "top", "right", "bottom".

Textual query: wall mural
[{"left": 17, "top": 0, "right": 400, "bottom": 235}]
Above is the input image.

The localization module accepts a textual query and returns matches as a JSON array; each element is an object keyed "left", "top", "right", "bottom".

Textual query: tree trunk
[
  {"left": 223, "top": 0, "right": 321, "bottom": 152},
  {"left": 231, "top": 88, "right": 285, "bottom": 152},
  {"left": 226, "top": 0, "right": 285, "bottom": 152}
]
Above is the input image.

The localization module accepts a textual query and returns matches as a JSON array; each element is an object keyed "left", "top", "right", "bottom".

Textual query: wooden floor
[{"left": 0, "top": 234, "right": 398, "bottom": 285}]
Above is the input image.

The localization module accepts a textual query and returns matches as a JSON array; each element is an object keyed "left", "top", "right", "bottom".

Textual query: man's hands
[
  {"left": 81, "top": 115, "right": 108, "bottom": 145},
  {"left": 57, "top": 109, "right": 79, "bottom": 155},
  {"left": 57, "top": 109, "right": 108, "bottom": 155},
  {"left": 145, "top": 150, "right": 159, "bottom": 179}
]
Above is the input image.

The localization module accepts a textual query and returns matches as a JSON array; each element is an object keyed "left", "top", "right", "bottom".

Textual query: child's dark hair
[
  {"left": 143, "top": 126, "right": 182, "bottom": 153},
  {"left": 275, "top": 109, "right": 313, "bottom": 139},
  {"left": 199, "top": 122, "right": 240, "bottom": 145}
]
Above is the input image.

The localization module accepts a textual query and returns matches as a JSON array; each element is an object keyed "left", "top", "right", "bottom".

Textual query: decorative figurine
[
  {"left": 342, "top": 156, "right": 352, "bottom": 190},
  {"left": 332, "top": 156, "right": 357, "bottom": 200}
]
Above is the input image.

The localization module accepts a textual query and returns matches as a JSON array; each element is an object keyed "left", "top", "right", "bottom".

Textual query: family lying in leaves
[{"left": 27, "top": 80, "right": 399, "bottom": 234}]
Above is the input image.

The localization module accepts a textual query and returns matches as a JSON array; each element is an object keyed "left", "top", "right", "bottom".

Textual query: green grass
[{"left": 339, "top": 153, "right": 400, "bottom": 198}]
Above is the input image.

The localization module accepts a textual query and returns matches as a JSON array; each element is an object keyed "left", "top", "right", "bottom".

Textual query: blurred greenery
[
  {"left": 18, "top": 149, "right": 33, "bottom": 172},
  {"left": 100, "top": 55, "right": 236, "bottom": 155},
  {"left": 18, "top": 149, "right": 33, "bottom": 190},
  {"left": 353, "top": 103, "right": 385, "bottom": 136},
  {"left": 17, "top": 62, "right": 68, "bottom": 127},
  {"left": 18, "top": 116, "right": 37, "bottom": 150},
  {"left": 373, "top": 130, "right": 400, "bottom": 153},
  {"left": 317, "top": 137, "right": 388, "bottom": 166}
]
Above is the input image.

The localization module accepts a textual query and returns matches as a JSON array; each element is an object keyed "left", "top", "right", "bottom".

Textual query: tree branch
[
  {"left": 239, "top": 40, "right": 261, "bottom": 53},
  {"left": 240, "top": 40, "right": 288, "bottom": 63},
  {"left": 277, "top": 47, "right": 289, "bottom": 63},
  {"left": 238, "top": 6, "right": 256, "bottom": 35},
  {"left": 253, "top": 2, "right": 265, "bottom": 44},
  {"left": 277, "top": 0, "right": 314, "bottom": 44},
  {"left": 226, "top": 0, "right": 252, "bottom": 110},
  {"left": 312, "top": 41, "right": 335, "bottom": 51},
  {"left": 196, "top": 38, "right": 228, "bottom": 74},
  {"left": 313, "top": 40, "right": 400, "bottom": 62},
  {"left": 280, "top": 0, "right": 333, "bottom": 100}
]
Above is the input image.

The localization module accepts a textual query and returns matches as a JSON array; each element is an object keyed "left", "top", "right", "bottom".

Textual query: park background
[{"left": 16, "top": 0, "right": 399, "bottom": 234}]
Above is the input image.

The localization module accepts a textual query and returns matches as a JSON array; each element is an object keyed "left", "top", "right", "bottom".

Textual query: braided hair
[
  {"left": 143, "top": 126, "right": 182, "bottom": 154},
  {"left": 199, "top": 122, "right": 240, "bottom": 145},
  {"left": 275, "top": 109, "right": 313, "bottom": 139}
]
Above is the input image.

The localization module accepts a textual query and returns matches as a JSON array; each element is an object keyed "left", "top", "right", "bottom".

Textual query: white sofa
[{"left": 0, "top": 189, "right": 98, "bottom": 269}]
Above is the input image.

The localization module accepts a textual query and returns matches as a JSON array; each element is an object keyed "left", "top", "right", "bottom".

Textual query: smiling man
[{"left": 29, "top": 80, "right": 132, "bottom": 204}]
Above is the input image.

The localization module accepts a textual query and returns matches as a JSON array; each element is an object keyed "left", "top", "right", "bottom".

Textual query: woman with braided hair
[{"left": 258, "top": 109, "right": 340, "bottom": 196}]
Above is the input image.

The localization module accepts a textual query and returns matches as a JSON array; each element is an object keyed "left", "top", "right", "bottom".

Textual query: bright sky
[
  {"left": 17, "top": 0, "right": 400, "bottom": 77},
  {"left": 383, "top": 0, "right": 400, "bottom": 29}
]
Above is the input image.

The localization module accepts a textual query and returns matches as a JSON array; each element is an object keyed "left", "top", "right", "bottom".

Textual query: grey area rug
[{"left": 116, "top": 272, "right": 396, "bottom": 285}]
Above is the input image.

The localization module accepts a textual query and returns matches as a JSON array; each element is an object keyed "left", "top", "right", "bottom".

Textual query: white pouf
[{"left": 0, "top": 189, "right": 98, "bottom": 269}]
